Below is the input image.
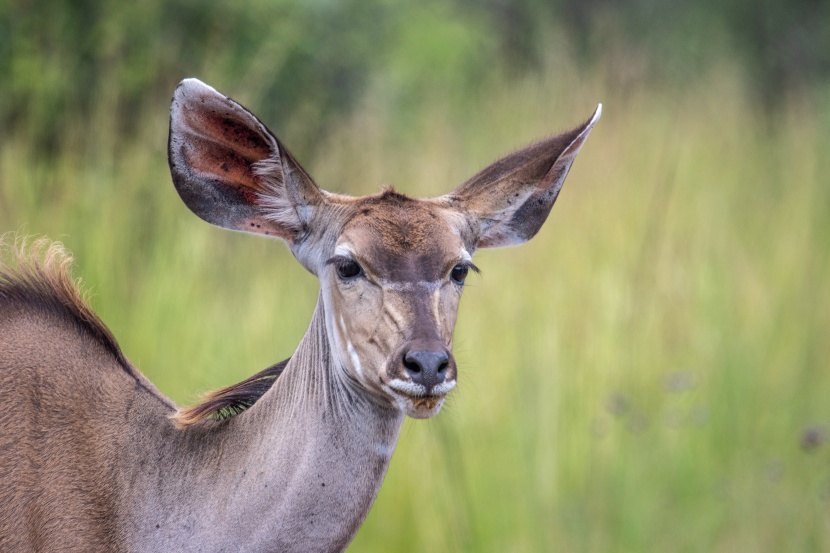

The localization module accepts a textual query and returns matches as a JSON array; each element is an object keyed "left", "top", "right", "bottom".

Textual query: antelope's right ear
[{"left": 168, "top": 78, "right": 324, "bottom": 244}]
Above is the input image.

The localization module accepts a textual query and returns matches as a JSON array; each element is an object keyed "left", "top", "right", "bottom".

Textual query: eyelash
[
  {"left": 327, "top": 256, "right": 363, "bottom": 280},
  {"left": 450, "top": 262, "right": 479, "bottom": 285},
  {"left": 450, "top": 264, "right": 469, "bottom": 284}
]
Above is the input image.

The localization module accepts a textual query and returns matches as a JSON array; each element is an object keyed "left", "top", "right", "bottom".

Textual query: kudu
[{"left": 0, "top": 78, "right": 600, "bottom": 552}]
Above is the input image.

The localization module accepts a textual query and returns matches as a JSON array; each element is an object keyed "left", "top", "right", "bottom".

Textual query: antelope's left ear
[{"left": 444, "top": 104, "right": 601, "bottom": 249}]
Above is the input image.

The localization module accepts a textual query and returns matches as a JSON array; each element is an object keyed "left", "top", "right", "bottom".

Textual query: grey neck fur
[{"left": 120, "top": 295, "right": 404, "bottom": 552}]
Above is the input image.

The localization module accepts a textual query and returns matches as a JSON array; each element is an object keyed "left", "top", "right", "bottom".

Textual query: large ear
[
  {"left": 446, "top": 104, "right": 601, "bottom": 249},
  {"left": 168, "top": 78, "right": 324, "bottom": 243}
]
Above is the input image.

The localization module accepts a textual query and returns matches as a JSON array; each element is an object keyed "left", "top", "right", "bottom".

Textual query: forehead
[{"left": 340, "top": 190, "right": 463, "bottom": 281}]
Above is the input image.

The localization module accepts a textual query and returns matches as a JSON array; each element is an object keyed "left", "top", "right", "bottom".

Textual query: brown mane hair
[
  {"left": 0, "top": 236, "right": 132, "bottom": 373},
  {"left": 1, "top": 235, "right": 288, "bottom": 430},
  {"left": 171, "top": 359, "right": 289, "bottom": 427}
]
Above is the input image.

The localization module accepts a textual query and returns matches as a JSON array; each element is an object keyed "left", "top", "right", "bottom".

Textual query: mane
[
  {"left": 1, "top": 235, "right": 288, "bottom": 428},
  {"left": 0, "top": 235, "right": 132, "bottom": 373},
  {"left": 171, "top": 358, "right": 289, "bottom": 428},
  {"left": 370, "top": 185, "right": 412, "bottom": 204}
]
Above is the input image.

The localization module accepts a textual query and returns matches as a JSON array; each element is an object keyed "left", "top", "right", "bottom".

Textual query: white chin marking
[
  {"left": 387, "top": 379, "right": 426, "bottom": 396},
  {"left": 384, "top": 379, "right": 454, "bottom": 419},
  {"left": 388, "top": 378, "right": 456, "bottom": 397},
  {"left": 431, "top": 380, "right": 457, "bottom": 396}
]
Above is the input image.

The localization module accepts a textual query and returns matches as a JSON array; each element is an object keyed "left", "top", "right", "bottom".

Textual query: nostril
[
  {"left": 437, "top": 359, "right": 448, "bottom": 374},
  {"left": 403, "top": 356, "right": 421, "bottom": 374}
]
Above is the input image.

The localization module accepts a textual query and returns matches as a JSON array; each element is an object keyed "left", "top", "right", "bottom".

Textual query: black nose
[{"left": 403, "top": 350, "right": 450, "bottom": 390}]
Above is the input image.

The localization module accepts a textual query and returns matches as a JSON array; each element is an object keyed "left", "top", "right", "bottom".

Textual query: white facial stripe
[
  {"left": 324, "top": 309, "right": 349, "bottom": 381},
  {"left": 381, "top": 383, "right": 411, "bottom": 412},
  {"left": 383, "top": 301, "right": 406, "bottom": 327},
  {"left": 374, "top": 250, "right": 470, "bottom": 293},
  {"left": 378, "top": 279, "right": 443, "bottom": 292},
  {"left": 347, "top": 340, "right": 363, "bottom": 379},
  {"left": 334, "top": 243, "right": 354, "bottom": 257},
  {"left": 432, "top": 287, "right": 444, "bottom": 336}
]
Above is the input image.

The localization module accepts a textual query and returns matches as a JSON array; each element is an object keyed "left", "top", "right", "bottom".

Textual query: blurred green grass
[{"left": 2, "top": 58, "right": 829, "bottom": 552}]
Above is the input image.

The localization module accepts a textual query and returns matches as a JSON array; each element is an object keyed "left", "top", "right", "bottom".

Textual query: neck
[{"left": 121, "top": 294, "right": 405, "bottom": 553}]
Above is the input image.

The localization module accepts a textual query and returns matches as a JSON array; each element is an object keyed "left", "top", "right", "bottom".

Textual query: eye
[
  {"left": 335, "top": 258, "right": 363, "bottom": 280},
  {"left": 450, "top": 264, "right": 469, "bottom": 285}
]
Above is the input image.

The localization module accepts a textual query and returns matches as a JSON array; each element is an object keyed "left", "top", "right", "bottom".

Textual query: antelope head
[{"left": 168, "top": 79, "right": 600, "bottom": 419}]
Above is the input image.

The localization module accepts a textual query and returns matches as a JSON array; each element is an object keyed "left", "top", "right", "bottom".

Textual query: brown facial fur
[
  {"left": 345, "top": 189, "right": 465, "bottom": 282},
  {"left": 315, "top": 189, "right": 466, "bottom": 414}
]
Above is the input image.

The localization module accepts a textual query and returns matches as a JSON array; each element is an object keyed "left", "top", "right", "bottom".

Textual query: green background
[{"left": 2, "top": 1, "right": 829, "bottom": 551}]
